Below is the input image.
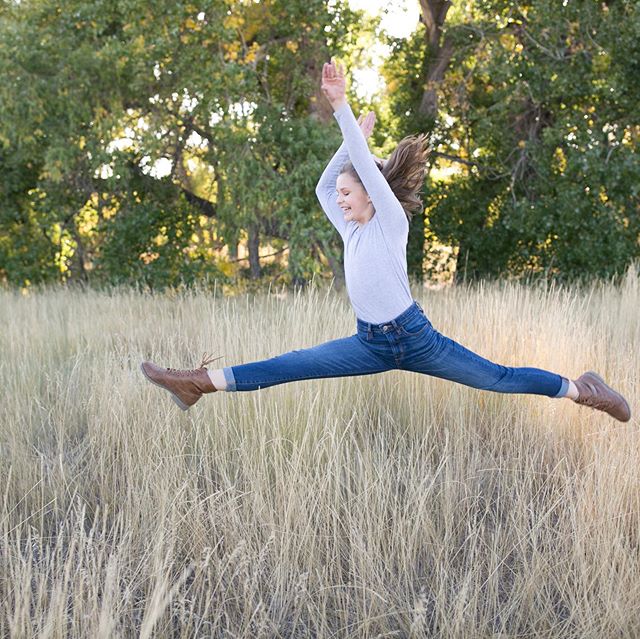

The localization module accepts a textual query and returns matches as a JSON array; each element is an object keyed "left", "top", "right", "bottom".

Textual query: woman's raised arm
[
  {"left": 321, "top": 60, "right": 408, "bottom": 236},
  {"left": 315, "top": 111, "right": 378, "bottom": 238}
]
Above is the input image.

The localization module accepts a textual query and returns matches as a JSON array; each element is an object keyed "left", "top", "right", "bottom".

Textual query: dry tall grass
[{"left": 1, "top": 269, "right": 638, "bottom": 638}]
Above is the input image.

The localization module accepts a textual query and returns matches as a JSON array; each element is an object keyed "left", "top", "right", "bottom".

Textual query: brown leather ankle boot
[
  {"left": 573, "top": 371, "right": 631, "bottom": 422},
  {"left": 141, "top": 354, "right": 223, "bottom": 411}
]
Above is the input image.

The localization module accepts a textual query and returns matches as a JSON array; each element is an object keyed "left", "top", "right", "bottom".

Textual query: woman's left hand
[{"left": 357, "top": 111, "right": 376, "bottom": 138}]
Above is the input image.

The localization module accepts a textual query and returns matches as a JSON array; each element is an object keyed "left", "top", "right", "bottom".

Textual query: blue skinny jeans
[{"left": 222, "top": 300, "right": 568, "bottom": 398}]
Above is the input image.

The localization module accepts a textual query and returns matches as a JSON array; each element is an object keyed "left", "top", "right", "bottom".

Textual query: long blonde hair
[{"left": 340, "top": 134, "right": 430, "bottom": 222}]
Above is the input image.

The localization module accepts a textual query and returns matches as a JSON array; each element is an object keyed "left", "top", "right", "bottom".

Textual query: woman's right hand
[{"left": 321, "top": 59, "right": 347, "bottom": 108}]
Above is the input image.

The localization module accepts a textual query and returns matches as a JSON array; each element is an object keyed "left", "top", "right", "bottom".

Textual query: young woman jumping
[{"left": 141, "top": 60, "right": 631, "bottom": 422}]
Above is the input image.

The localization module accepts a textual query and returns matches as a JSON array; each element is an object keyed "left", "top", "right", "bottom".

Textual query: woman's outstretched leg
[
  {"left": 401, "top": 328, "right": 631, "bottom": 421},
  {"left": 404, "top": 330, "right": 568, "bottom": 396},
  {"left": 142, "top": 334, "right": 394, "bottom": 410},
  {"left": 216, "top": 334, "right": 393, "bottom": 392}
]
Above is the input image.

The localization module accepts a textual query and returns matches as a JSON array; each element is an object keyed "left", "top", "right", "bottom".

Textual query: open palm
[
  {"left": 357, "top": 111, "right": 376, "bottom": 139},
  {"left": 321, "top": 60, "right": 346, "bottom": 104}
]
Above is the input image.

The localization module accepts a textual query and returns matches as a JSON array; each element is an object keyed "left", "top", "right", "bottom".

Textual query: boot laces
[
  {"left": 575, "top": 382, "right": 612, "bottom": 411},
  {"left": 577, "top": 395, "right": 610, "bottom": 410},
  {"left": 166, "top": 352, "right": 224, "bottom": 376}
]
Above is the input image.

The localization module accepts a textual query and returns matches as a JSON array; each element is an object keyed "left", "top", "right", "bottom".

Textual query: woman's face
[{"left": 336, "top": 172, "right": 373, "bottom": 225}]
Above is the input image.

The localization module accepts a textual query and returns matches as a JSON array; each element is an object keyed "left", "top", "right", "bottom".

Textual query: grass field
[{"left": 1, "top": 270, "right": 638, "bottom": 638}]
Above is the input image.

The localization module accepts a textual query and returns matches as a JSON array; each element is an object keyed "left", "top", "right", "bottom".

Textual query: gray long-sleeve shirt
[{"left": 315, "top": 102, "right": 414, "bottom": 324}]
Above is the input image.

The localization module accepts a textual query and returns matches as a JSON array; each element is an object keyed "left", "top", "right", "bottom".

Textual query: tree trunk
[
  {"left": 407, "top": 209, "right": 426, "bottom": 284},
  {"left": 406, "top": 0, "right": 455, "bottom": 284},
  {"left": 287, "top": 246, "right": 307, "bottom": 289},
  {"left": 71, "top": 227, "right": 89, "bottom": 284},
  {"left": 315, "top": 239, "right": 345, "bottom": 291},
  {"left": 418, "top": 0, "right": 454, "bottom": 120},
  {"left": 247, "top": 224, "right": 261, "bottom": 279}
]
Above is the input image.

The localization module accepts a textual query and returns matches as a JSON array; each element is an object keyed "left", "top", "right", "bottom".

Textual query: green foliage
[
  {"left": 95, "top": 182, "right": 228, "bottom": 289},
  {"left": 381, "top": 27, "right": 431, "bottom": 139},
  {"left": 1, "top": 0, "right": 638, "bottom": 289},
  {"left": 423, "top": 0, "right": 640, "bottom": 281},
  {"left": 0, "top": 0, "right": 364, "bottom": 290}
]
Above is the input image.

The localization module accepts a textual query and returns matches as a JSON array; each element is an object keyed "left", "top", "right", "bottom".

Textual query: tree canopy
[{"left": 1, "top": 0, "right": 638, "bottom": 289}]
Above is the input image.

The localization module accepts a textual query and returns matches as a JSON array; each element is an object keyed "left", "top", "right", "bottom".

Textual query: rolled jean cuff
[
  {"left": 553, "top": 375, "right": 569, "bottom": 398},
  {"left": 223, "top": 366, "right": 237, "bottom": 392}
]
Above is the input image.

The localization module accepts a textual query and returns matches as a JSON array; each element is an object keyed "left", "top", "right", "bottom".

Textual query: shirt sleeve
[
  {"left": 332, "top": 102, "right": 409, "bottom": 239},
  {"left": 315, "top": 142, "right": 350, "bottom": 239}
]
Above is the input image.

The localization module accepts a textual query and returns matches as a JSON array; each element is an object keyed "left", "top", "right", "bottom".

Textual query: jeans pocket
[{"left": 399, "top": 317, "right": 431, "bottom": 337}]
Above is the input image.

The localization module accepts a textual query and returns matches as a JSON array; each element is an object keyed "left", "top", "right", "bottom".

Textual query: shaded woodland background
[{"left": 1, "top": 0, "right": 638, "bottom": 291}]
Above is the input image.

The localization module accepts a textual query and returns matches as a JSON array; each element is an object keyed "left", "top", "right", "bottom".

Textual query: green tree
[
  {"left": 0, "top": 0, "right": 372, "bottom": 289},
  {"left": 383, "top": 0, "right": 639, "bottom": 282}
]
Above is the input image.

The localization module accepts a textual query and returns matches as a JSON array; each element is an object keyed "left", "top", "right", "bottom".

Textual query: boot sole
[
  {"left": 584, "top": 370, "right": 631, "bottom": 422},
  {"left": 140, "top": 363, "right": 190, "bottom": 411}
]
